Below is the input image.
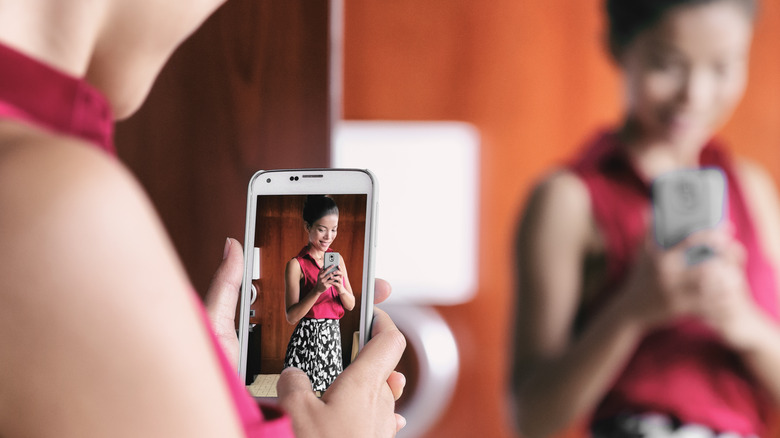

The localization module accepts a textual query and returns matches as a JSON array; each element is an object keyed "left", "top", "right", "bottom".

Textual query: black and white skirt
[
  {"left": 591, "top": 413, "right": 758, "bottom": 438},
  {"left": 283, "top": 318, "right": 343, "bottom": 392}
]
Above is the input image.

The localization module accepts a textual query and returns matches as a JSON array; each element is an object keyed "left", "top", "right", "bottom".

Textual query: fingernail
[
  {"left": 223, "top": 238, "right": 232, "bottom": 260},
  {"left": 397, "top": 372, "right": 406, "bottom": 399}
]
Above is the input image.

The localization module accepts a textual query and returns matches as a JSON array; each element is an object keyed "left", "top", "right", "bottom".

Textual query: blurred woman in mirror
[{"left": 511, "top": 1, "right": 780, "bottom": 437}]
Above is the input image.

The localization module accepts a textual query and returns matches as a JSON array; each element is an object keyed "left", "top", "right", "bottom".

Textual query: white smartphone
[
  {"left": 652, "top": 167, "right": 727, "bottom": 263},
  {"left": 238, "top": 169, "right": 378, "bottom": 399}
]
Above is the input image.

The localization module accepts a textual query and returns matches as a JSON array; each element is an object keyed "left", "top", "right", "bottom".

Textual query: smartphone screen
[{"left": 238, "top": 170, "right": 376, "bottom": 399}]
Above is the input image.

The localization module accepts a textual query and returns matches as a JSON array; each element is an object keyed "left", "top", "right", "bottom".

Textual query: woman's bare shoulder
[
  {"left": 287, "top": 257, "right": 302, "bottom": 270},
  {"left": 732, "top": 157, "right": 780, "bottom": 228},
  {"left": 733, "top": 156, "right": 777, "bottom": 195},
  {"left": 0, "top": 122, "right": 169, "bottom": 272},
  {"left": 0, "top": 123, "right": 242, "bottom": 436},
  {"left": 535, "top": 168, "right": 590, "bottom": 200},
  {"left": 519, "top": 168, "right": 592, "bottom": 236},
  {"left": 732, "top": 156, "right": 780, "bottom": 260},
  {"left": 0, "top": 119, "right": 186, "bottom": 319},
  {"left": 0, "top": 122, "right": 139, "bottom": 209}
]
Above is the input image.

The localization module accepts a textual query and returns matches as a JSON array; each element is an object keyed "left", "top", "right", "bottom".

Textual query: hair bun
[{"left": 303, "top": 195, "right": 339, "bottom": 226}]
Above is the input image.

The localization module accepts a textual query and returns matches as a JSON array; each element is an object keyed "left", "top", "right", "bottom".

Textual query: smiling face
[
  {"left": 306, "top": 214, "right": 339, "bottom": 253},
  {"left": 618, "top": 0, "right": 753, "bottom": 150}
]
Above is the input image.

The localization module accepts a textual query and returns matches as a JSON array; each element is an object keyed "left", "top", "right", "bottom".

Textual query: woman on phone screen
[
  {"left": 284, "top": 195, "right": 355, "bottom": 393},
  {"left": 512, "top": 1, "right": 780, "bottom": 437}
]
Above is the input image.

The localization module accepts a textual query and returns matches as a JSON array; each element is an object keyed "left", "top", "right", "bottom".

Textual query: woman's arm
[
  {"left": 0, "top": 128, "right": 244, "bottom": 437},
  {"left": 334, "top": 258, "right": 355, "bottom": 311},
  {"left": 511, "top": 171, "right": 647, "bottom": 438},
  {"left": 284, "top": 259, "right": 321, "bottom": 324},
  {"left": 712, "top": 159, "right": 780, "bottom": 403}
]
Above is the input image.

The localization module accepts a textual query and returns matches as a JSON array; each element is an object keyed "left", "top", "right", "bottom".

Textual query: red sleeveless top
[
  {"left": 0, "top": 42, "right": 293, "bottom": 437},
  {"left": 295, "top": 246, "right": 346, "bottom": 319},
  {"left": 570, "top": 130, "right": 779, "bottom": 435}
]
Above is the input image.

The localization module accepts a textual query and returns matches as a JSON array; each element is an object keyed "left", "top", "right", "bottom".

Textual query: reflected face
[
  {"left": 619, "top": 0, "right": 753, "bottom": 148},
  {"left": 306, "top": 214, "right": 339, "bottom": 253}
]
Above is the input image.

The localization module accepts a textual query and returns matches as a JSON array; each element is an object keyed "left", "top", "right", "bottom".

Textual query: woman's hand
[
  {"left": 204, "top": 238, "right": 244, "bottom": 367},
  {"left": 278, "top": 307, "right": 407, "bottom": 437},
  {"left": 204, "top": 238, "right": 406, "bottom": 436},
  {"left": 691, "top": 236, "right": 768, "bottom": 352},
  {"left": 331, "top": 261, "right": 356, "bottom": 311},
  {"left": 617, "top": 227, "right": 755, "bottom": 335},
  {"left": 617, "top": 230, "right": 708, "bottom": 329},
  {"left": 315, "top": 265, "right": 342, "bottom": 294}
]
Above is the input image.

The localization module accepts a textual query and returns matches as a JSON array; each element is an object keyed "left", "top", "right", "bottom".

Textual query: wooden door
[{"left": 115, "top": 0, "right": 333, "bottom": 296}]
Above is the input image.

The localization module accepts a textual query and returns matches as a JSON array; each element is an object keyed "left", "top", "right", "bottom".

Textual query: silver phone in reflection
[{"left": 652, "top": 167, "right": 726, "bottom": 264}]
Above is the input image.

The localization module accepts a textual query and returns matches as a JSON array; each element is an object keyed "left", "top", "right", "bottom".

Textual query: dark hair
[
  {"left": 303, "top": 195, "right": 339, "bottom": 227},
  {"left": 606, "top": 0, "right": 757, "bottom": 58}
]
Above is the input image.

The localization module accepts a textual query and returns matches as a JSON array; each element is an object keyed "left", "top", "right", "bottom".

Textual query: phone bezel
[{"left": 237, "top": 168, "right": 378, "bottom": 388}]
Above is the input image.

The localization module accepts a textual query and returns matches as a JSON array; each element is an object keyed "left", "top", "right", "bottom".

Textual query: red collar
[
  {"left": 578, "top": 129, "right": 727, "bottom": 194},
  {"left": 297, "top": 245, "right": 334, "bottom": 263},
  {"left": 0, "top": 42, "right": 115, "bottom": 154}
]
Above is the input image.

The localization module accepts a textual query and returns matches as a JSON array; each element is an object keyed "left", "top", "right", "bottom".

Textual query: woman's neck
[
  {"left": 0, "top": 2, "right": 105, "bottom": 78},
  {"left": 307, "top": 245, "right": 325, "bottom": 262},
  {"left": 618, "top": 119, "right": 707, "bottom": 181}
]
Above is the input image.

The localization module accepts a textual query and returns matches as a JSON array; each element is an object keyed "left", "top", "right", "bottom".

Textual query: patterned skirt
[
  {"left": 591, "top": 413, "right": 759, "bottom": 438},
  {"left": 283, "top": 318, "right": 343, "bottom": 392}
]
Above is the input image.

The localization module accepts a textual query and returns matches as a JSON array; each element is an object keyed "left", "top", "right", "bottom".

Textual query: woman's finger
[
  {"left": 374, "top": 278, "right": 392, "bottom": 304},
  {"left": 676, "top": 228, "right": 730, "bottom": 254},
  {"left": 343, "top": 308, "right": 406, "bottom": 386},
  {"left": 277, "top": 367, "right": 320, "bottom": 410},
  {"left": 396, "top": 413, "right": 407, "bottom": 432},
  {"left": 387, "top": 371, "right": 406, "bottom": 401},
  {"left": 203, "top": 237, "right": 244, "bottom": 366},
  {"left": 204, "top": 238, "right": 244, "bottom": 320}
]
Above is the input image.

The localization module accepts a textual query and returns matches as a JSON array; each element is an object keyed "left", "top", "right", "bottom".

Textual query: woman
[
  {"left": 512, "top": 1, "right": 780, "bottom": 437},
  {"left": 284, "top": 195, "right": 355, "bottom": 392},
  {"left": 0, "top": 1, "right": 405, "bottom": 436}
]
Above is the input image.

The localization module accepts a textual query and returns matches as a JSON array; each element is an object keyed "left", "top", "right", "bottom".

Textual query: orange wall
[{"left": 343, "top": 1, "right": 780, "bottom": 437}]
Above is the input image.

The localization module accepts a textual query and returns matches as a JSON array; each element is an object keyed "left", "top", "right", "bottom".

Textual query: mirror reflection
[{"left": 245, "top": 194, "right": 367, "bottom": 397}]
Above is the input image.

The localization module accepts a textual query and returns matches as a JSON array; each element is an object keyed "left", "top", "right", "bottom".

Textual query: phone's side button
[{"left": 374, "top": 202, "right": 379, "bottom": 248}]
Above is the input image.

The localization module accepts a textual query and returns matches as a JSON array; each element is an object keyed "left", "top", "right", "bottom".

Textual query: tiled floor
[{"left": 248, "top": 374, "right": 280, "bottom": 397}]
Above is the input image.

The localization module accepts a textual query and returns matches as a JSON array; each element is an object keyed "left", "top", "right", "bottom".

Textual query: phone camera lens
[
  {"left": 289, "top": 176, "right": 294, "bottom": 181},
  {"left": 295, "top": 176, "right": 299, "bottom": 181},
  {"left": 266, "top": 178, "right": 271, "bottom": 183}
]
